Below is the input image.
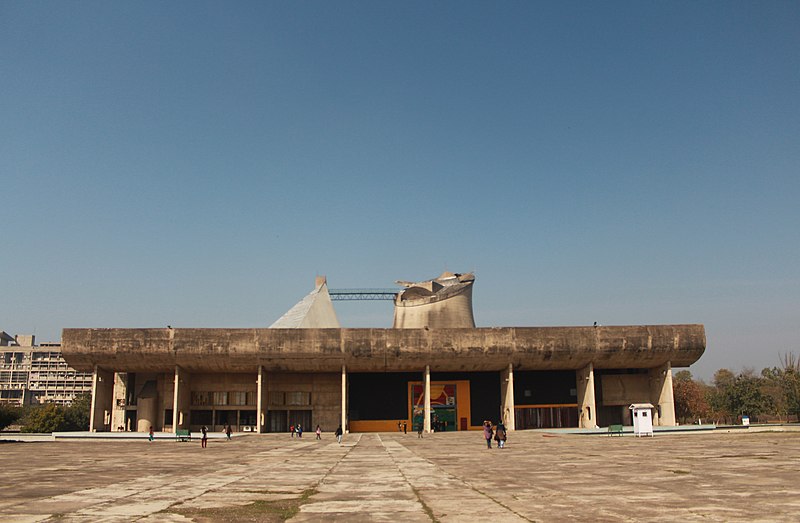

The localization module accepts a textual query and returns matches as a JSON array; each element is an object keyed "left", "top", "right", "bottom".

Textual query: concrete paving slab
[{"left": 0, "top": 429, "right": 799, "bottom": 521}]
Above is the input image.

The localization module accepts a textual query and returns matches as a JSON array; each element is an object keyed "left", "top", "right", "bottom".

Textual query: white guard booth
[{"left": 629, "top": 403, "right": 655, "bottom": 437}]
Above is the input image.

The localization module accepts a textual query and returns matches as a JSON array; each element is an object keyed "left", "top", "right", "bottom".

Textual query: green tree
[
  {"left": 713, "top": 368, "right": 736, "bottom": 389},
  {"left": 64, "top": 393, "right": 91, "bottom": 431},
  {"left": 762, "top": 353, "right": 800, "bottom": 421},
  {"left": 707, "top": 368, "right": 736, "bottom": 423},
  {"left": 727, "top": 370, "right": 772, "bottom": 421},
  {"left": 761, "top": 367, "right": 788, "bottom": 420},
  {"left": 779, "top": 353, "right": 800, "bottom": 419},
  {"left": 705, "top": 368, "right": 771, "bottom": 423},
  {"left": 21, "top": 403, "right": 67, "bottom": 433},
  {"left": 0, "top": 405, "right": 22, "bottom": 431}
]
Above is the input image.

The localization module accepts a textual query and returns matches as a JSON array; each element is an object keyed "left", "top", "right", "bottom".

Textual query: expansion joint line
[
  {"left": 311, "top": 433, "right": 363, "bottom": 491},
  {"left": 381, "top": 435, "right": 534, "bottom": 523},
  {"left": 376, "top": 434, "right": 439, "bottom": 523},
  {"left": 168, "top": 437, "right": 360, "bottom": 518},
  {"left": 463, "top": 482, "right": 535, "bottom": 523}
]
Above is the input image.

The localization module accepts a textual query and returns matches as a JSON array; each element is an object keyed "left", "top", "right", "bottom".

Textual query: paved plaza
[{"left": 1, "top": 428, "right": 799, "bottom": 522}]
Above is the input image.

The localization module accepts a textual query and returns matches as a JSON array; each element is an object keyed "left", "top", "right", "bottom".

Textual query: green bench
[
  {"left": 608, "top": 424, "right": 623, "bottom": 436},
  {"left": 175, "top": 429, "right": 192, "bottom": 442}
]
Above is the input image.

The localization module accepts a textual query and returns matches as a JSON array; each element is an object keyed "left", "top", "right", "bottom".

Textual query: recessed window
[{"left": 286, "top": 391, "right": 311, "bottom": 406}]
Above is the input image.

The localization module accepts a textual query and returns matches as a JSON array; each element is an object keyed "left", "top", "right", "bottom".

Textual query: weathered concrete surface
[
  {"left": 1, "top": 428, "right": 798, "bottom": 522},
  {"left": 393, "top": 272, "right": 476, "bottom": 329},
  {"left": 62, "top": 325, "right": 705, "bottom": 373}
]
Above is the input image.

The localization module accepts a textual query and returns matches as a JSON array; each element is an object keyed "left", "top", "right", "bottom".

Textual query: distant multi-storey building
[{"left": 0, "top": 332, "right": 93, "bottom": 407}]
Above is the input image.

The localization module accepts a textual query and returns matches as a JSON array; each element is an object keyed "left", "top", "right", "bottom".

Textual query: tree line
[
  {"left": 674, "top": 353, "right": 800, "bottom": 424},
  {"left": 0, "top": 393, "right": 90, "bottom": 433}
]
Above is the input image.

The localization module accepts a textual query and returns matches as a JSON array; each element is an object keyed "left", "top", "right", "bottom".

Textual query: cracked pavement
[{"left": 1, "top": 429, "right": 799, "bottom": 521}]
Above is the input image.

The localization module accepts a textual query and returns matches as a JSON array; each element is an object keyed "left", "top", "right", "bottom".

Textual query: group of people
[
  {"left": 154, "top": 420, "right": 506, "bottom": 449},
  {"left": 289, "top": 423, "right": 304, "bottom": 438},
  {"left": 288, "top": 424, "right": 345, "bottom": 444},
  {"left": 197, "top": 424, "right": 232, "bottom": 447},
  {"left": 483, "top": 420, "right": 507, "bottom": 448}
]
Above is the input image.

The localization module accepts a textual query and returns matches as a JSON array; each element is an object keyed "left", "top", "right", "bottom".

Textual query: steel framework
[{"left": 328, "top": 289, "right": 399, "bottom": 301}]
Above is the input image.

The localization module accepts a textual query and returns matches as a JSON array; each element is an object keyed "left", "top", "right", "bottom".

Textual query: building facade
[
  {"left": 60, "top": 273, "right": 706, "bottom": 434},
  {"left": 1, "top": 332, "right": 94, "bottom": 407}
]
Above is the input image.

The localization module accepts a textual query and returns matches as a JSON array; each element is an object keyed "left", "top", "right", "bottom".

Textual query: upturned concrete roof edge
[{"left": 61, "top": 324, "right": 705, "bottom": 374}]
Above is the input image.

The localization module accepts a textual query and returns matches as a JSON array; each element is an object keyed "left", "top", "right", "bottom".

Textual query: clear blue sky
[{"left": 2, "top": 1, "right": 798, "bottom": 380}]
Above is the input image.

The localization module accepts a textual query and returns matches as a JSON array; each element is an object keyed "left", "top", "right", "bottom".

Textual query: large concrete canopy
[{"left": 62, "top": 324, "right": 705, "bottom": 374}]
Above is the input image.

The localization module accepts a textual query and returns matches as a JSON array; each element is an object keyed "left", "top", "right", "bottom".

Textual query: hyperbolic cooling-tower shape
[{"left": 392, "top": 272, "right": 476, "bottom": 328}]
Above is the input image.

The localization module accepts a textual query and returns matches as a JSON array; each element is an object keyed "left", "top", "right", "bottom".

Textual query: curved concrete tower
[{"left": 393, "top": 272, "right": 476, "bottom": 328}]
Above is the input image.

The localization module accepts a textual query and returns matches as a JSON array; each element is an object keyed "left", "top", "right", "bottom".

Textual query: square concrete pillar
[
  {"left": 500, "top": 363, "right": 516, "bottom": 431},
  {"left": 172, "top": 366, "right": 191, "bottom": 433},
  {"left": 649, "top": 361, "right": 676, "bottom": 426},
  {"left": 110, "top": 372, "right": 127, "bottom": 432},
  {"left": 90, "top": 366, "right": 114, "bottom": 432},
  {"left": 257, "top": 366, "right": 268, "bottom": 433},
  {"left": 423, "top": 365, "right": 431, "bottom": 433},
  {"left": 576, "top": 363, "right": 597, "bottom": 429}
]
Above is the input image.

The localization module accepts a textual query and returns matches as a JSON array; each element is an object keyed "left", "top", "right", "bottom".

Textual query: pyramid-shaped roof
[{"left": 269, "top": 277, "right": 340, "bottom": 328}]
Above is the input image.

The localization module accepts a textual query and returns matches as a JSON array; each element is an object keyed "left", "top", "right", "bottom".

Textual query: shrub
[
  {"left": 21, "top": 403, "right": 67, "bottom": 433},
  {"left": 0, "top": 405, "right": 22, "bottom": 431}
]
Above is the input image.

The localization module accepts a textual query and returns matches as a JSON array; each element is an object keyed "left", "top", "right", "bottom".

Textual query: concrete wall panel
[{"left": 601, "top": 374, "right": 651, "bottom": 406}]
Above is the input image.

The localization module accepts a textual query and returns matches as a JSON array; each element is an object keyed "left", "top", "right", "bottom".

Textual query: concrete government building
[
  {"left": 1, "top": 333, "right": 93, "bottom": 407},
  {"left": 61, "top": 272, "right": 705, "bottom": 434}
]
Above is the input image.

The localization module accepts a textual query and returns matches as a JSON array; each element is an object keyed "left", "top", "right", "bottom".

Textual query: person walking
[
  {"left": 417, "top": 422, "right": 423, "bottom": 438},
  {"left": 297, "top": 424, "right": 303, "bottom": 438},
  {"left": 403, "top": 421, "right": 407, "bottom": 434},
  {"left": 201, "top": 425, "right": 208, "bottom": 448},
  {"left": 149, "top": 426, "right": 154, "bottom": 442},
  {"left": 495, "top": 422, "right": 507, "bottom": 449},
  {"left": 335, "top": 424, "right": 343, "bottom": 444},
  {"left": 290, "top": 424, "right": 295, "bottom": 437},
  {"left": 226, "top": 424, "right": 232, "bottom": 441},
  {"left": 483, "top": 421, "right": 493, "bottom": 449}
]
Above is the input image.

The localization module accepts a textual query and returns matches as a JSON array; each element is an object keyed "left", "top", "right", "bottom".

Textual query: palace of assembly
[{"left": 61, "top": 272, "right": 706, "bottom": 434}]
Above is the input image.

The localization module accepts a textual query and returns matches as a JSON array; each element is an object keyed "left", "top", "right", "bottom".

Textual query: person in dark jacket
[{"left": 494, "top": 422, "right": 507, "bottom": 448}]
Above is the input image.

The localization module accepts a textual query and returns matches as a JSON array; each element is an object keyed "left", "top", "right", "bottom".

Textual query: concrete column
[
  {"left": 576, "top": 363, "right": 597, "bottom": 429},
  {"left": 110, "top": 372, "right": 127, "bottom": 432},
  {"left": 423, "top": 365, "right": 431, "bottom": 433},
  {"left": 649, "top": 361, "right": 676, "bottom": 426},
  {"left": 622, "top": 406, "right": 633, "bottom": 426},
  {"left": 257, "top": 366, "right": 268, "bottom": 433},
  {"left": 341, "top": 365, "right": 347, "bottom": 433},
  {"left": 500, "top": 363, "right": 516, "bottom": 431},
  {"left": 90, "top": 366, "right": 114, "bottom": 432},
  {"left": 172, "top": 366, "right": 191, "bottom": 433},
  {"left": 137, "top": 397, "right": 157, "bottom": 432}
]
